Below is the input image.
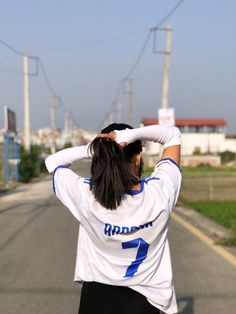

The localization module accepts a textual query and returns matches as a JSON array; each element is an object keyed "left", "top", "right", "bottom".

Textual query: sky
[{"left": 0, "top": 0, "right": 236, "bottom": 133}]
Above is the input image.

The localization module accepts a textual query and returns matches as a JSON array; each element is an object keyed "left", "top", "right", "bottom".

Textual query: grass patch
[
  {"left": 189, "top": 200, "right": 236, "bottom": 230},
  {"left": 216, "top": 237, "right": 236, "bottom": 246},
  {"left": 143, "top": 166, "right": 236, "bottom": 177},
  {"left": 143, "top": 166, "right": 236, "bottom": 246},
  {"left": 190, "top": 200, "right": 236, "bottom": 246},
  {"left": 182, "top": 166, "right": 236, "bottom": 177}
]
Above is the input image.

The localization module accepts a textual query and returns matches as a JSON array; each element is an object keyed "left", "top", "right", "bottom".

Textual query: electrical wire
[
  {"left": 35, "top": 31, "right": 148, "bottom": 53},
  {"left": 151, "top": 0, "right": 186, "bottom": 31},
  {"left": 1, "top": 0, "right": 186, "bottom": 130},
  {"left": 111, "top": 0, "right": 186, "bottom": 105},
  {"left": 0, "top": 38, "right": 70, "bottom": 127},
  {"left": 124, "top": 31, "right": 152, "bottom": 80},
  {"left": 0, "top": 38, "right": 24, "bottom": 57},
  {"left": 38, "top": 58, "right": 57, "bottom": 96},
  {"left": 0, "top": 38, "right": 58, "bottom": 97},
  {"left": 124, "top": 0, "right": 186, "bottom": 81}
]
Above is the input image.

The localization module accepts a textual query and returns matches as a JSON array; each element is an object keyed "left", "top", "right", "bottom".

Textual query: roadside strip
[{"left": 172, "top": 212, "right": 236, "bottom": 268}]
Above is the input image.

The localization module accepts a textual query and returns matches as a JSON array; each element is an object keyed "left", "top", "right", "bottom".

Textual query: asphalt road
[{"left": 0, "top": 160, "right": 235, "bottom": 314}]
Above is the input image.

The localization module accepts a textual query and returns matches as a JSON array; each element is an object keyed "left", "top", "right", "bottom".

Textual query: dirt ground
[{"left": 180, "top": 175, "right": 236, "bottom": 201}]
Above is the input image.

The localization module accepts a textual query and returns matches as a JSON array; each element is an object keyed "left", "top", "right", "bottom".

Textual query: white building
[{"left": 141, "top": 118, "right": 236, "bottom": 166}]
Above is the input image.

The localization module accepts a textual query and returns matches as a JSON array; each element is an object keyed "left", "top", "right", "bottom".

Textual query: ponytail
[{"left": 89, "top": 137, "right": 139, "bottom": 210}]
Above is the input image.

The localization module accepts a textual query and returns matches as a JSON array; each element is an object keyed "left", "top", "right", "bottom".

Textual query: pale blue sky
[{"left": 0, "top": 0, "right": 236, "bottom": 132}]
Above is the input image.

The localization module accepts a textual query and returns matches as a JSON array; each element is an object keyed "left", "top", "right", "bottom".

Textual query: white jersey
[{"left": 53, "top": 158, "right": 182, "bottom": 314}]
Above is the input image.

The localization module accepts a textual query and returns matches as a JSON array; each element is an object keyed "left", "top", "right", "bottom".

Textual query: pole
[
  {"left": 160, "top": 26, "right": 172, "bottom": 109},
  {"left": 116, "top": 101, "right": 122, "bottom": 123},
  {"left": 128, "top": 79, "right": 133, "bottom": 125},
  {"left": 50, "top": 96, "right": 57, "bottom": 153},
  {"left": 23, "top": 55, "right": 30, "bottom": 151},
  {"left": 109, "top": 112, "right": 114, "bottom": 125},
  {"left": 123, "top": 79, "right": 133, "bottom": 125},
  {"left": 64, "top": 110, "right": 69, "bottom": 143}
]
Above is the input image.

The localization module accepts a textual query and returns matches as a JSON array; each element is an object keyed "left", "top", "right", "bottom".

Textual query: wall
[{"left": 143, "top": 133, "right": 236, "bottom": 156}]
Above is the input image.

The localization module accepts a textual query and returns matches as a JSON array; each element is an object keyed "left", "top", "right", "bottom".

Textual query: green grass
[
  {"left": 189, "top": 201, "right": 236, "bottom": 230},
  {"left": 143, "top": 166, "right": 236, "bottom": 177},
  {"left": 143, "top": 166, "right": 236, "bottom": 246},
  {"left": 190, "top": 200, "right": 236, "bottom": 246},
  {"left": 182, "top": 166, "right": 236, "bottom": 177},
  {"left": 217, "top": 237, "right": 236, "bottom": 246}
]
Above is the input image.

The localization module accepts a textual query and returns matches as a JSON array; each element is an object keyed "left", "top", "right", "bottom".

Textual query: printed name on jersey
[{"left": 104, "top": 221, "right": 153, "bottom": 237}]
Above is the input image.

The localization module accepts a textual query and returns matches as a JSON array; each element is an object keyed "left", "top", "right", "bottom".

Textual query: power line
[
  {"left": 124, "top": 0, "right": 186, "bottom": 81},
  {"left": 0, "top": 38, "right": 58, "bottom": 96},
  {"left": 34, "top": 31, "right": 148, "bottom": 53},
  {"left": 151, "top": 0, "right": 186, "bottom": 31},
  {"left": 0, "top": 38, "right": 24, "bottom": 57},
  {"left": 111, "top": 0, "right": 186, "bottom": 111},
  {"left": 124, "top": 31, "right": 152, "bottom": 80},
  {"left": 38, "top": 58, "right": 57, "bottom": 96},
  {"left": 112, "top": 32, "right": 152, "bottom": 103}
]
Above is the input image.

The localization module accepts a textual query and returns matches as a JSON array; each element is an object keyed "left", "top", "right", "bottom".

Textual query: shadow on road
[{"left": 177, "top": 296, "right": 194, "bottom": 314}]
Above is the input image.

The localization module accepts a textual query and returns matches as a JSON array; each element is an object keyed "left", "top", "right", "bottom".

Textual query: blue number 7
[{"left": 122, "top": 238, "right": 149, "bottom": 278}]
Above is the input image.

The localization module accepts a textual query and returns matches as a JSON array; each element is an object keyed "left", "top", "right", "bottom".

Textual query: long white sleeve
[
  {"left": 115, "top": 125, "right": 181, "bottom": 148},
  {"left": 45, "top": 144, "right": 91, "bottom": 173}
]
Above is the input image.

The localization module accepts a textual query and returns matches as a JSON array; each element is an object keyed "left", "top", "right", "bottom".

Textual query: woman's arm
[
  {"left": 45, "top": 144, "right": 92, "bottom": 173},
  {"left": 161, "top": 144, "right": 181, "bottom": 165},
  {"left": 114, "top": 125, "right": 181, "bottom": 165}
]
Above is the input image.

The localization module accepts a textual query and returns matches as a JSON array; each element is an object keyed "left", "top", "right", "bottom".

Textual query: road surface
[{"left": 0, "top": 160, "right": 235, "bottom": 314}]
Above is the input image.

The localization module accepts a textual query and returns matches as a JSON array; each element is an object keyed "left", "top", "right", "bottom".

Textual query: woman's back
[
  {"left": 53, "top": 156, "right": 181, "bottom": 312},
  {"left": 45, "top": 123, "right": 181, "bottom": 314}
]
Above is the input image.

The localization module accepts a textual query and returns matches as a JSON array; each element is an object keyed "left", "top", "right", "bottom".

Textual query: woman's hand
[
  {"left": 96, "top": 131, "right": 116, "bottom": 141},
  {"left": 96, "top": 132, "right": 127, "bottom": 148}
]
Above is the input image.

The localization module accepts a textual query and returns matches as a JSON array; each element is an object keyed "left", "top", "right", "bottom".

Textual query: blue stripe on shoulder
[
  {"left": 83, "top": 177, "right": 91, "bottom": 184},
  {"left": 144, "top": 177, "right": 160, "bottom": 183},
  {"left": 52, "top": 165, "right": 68, "bottom": 194},
  {"left": 157, "top": 158, "right": 182, "bottom": 173}
]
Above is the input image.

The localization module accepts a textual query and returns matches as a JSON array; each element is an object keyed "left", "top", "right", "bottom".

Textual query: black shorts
[{"left": 78, "top": 282, "right": 160, "bottom": 314}]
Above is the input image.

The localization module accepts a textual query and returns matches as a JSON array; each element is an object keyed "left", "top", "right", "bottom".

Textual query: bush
[
  {"left": 63, "top": 142, "right": 72, "bottom": 149},
  {"left": 19, "top": 145, "right": 40, "bottom": 183},
  {"left": 220, "top": 150, "right": 235, "bottom": 164},
  {"left": 193, "top": 146, "right": 201, "bottom": 155}
]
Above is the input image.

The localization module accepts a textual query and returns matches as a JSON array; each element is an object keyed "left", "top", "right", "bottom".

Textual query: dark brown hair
[{"left": 89, "top": 123, "right": 142, "bottom": 210}]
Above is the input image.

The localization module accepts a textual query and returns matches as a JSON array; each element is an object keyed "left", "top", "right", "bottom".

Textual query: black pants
[{"left": 78, "top": 282, "right": 160, "bottom": 314}]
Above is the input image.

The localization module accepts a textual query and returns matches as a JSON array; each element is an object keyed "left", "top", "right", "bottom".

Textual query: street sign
[
  {"left": 158, "top": 108, "right": 175, "bottom": 126},
  {"left": 4, "top": 106, "right": 16, "bottom": 133}
]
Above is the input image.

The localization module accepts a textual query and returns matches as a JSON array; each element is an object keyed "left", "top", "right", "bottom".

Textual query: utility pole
[
  {"left": 23, "top": 55, "right": 30, "bottom": 151},
  {"left": 23, "top": 54, "right": 38, "bottom": 151},
  {"left": 64, "top": 110, "right": 69, "bottom": 143},
  {"left": 109, "top": 112, "right": 114, "bottom": 125},
  {"left": 152, "top": 26, "right": 173, "bottom": 109},
  {"left": 161, "top": 26, "right": 172, "bottom": 109},
  {"left": 50, "top": 96, "right": 57, "bottom": 153},
  {"left": 152, "top": 26, "right": 175, "bottom": 126},
  {"left": 116, "top": 101, "right": 122, "bottom": 123},
  {"left": 123, "top": 79, "right": 133, "bottom": 125}
]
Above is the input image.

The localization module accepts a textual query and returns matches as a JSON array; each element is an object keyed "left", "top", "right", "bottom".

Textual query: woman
[{"left": 45, "top": 123, "right": 181, "bottom": 314}]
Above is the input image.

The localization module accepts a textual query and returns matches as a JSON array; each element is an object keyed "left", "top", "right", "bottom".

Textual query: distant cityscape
[
  {"left": 1, "top": 116, "right": 236, "bottom": 160},
  {"left": 0, "top": 127, "right": 96, "bottom": 150}
]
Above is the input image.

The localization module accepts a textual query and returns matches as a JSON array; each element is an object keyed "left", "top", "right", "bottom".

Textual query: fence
[{"left": 0, "top": 133, "right": 20, "bottom": 189}]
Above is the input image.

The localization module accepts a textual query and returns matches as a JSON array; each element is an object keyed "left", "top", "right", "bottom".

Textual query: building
[{"left": 141, "top": 118, "right": 236, "bottom": 166}]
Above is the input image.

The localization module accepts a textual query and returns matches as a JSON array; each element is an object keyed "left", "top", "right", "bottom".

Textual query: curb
[
  {"left": 174, "top": 206, "right": 236, "bottom": 257},
  {"left": 0, "top": 175, "right": 51, "bottom": 203}
]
